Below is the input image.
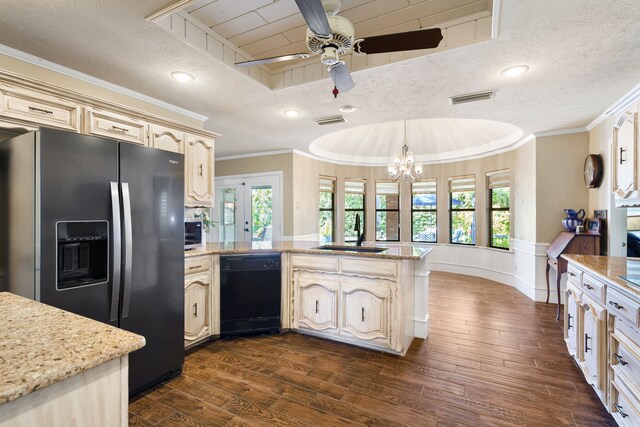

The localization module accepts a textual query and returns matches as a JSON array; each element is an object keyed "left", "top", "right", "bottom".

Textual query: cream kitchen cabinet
[
  {"left": 294, "top": 272, "right": 339, "bottom": 334},
  {"left": 0, "top": 83, "right": 81, "bottom": 132},
  {"left": 340, "top": 279, "right": 391, "bottom": 347},
  {"left": 149, "top": 124, "right": 184, "bottom": 153},
  {"left": 84, "top": 107, "right": 147, "bottom": 145},
  {"left": 565, "top": 283, "right": 582, "bottom": 361},
  {"left": 185, "top": 134, "right": 214, "bottom": 207},
  {"left": 184, "top": 256, "right": 212, "bottom": 348},
  {"left": 581, "top": 293, "right": 607, "bottom": 401}
]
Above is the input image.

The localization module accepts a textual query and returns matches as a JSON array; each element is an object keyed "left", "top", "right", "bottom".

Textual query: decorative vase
[{"left": 562, "top": 208, "right": 585, "bottom": 232}]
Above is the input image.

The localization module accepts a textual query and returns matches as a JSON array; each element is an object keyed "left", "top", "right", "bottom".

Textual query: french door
[{"left": 215, "top": 173, "right": 282, "bottom": 243}]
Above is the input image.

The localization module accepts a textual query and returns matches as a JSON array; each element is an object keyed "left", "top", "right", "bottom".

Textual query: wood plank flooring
[{"left": 129, "top": 271, "right": 616, "bottom": 426}]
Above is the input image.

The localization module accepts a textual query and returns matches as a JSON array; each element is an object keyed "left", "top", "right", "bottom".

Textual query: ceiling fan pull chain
[{"left": 332, "top": 86, "right": 339, "bottom": 98}]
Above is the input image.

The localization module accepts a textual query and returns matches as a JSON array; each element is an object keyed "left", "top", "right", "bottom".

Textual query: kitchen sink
[{"left": 313, "top": 245, "right": 388, "bottom": 253}]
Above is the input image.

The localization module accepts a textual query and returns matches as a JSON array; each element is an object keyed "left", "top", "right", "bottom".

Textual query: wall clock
[{"left": 584, "top": 154, "right": 604, "bottom": 188}]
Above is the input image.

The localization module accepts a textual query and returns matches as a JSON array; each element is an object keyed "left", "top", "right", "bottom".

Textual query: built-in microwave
[{"left": 185, "top": 219, "right": 203, "bottom": 250}]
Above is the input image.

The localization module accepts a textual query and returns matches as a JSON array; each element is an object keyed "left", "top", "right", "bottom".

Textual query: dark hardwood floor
[{"left": 129, "top": 271, "right": 616, "bottom": 426}]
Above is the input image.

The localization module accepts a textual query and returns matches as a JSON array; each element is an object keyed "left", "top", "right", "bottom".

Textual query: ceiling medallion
[{"left": 388, "top": 121, "right": 423, "bottom": 182}]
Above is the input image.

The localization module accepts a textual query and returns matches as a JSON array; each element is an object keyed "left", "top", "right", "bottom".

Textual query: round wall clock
[{"left": 584, "top": 154, "right": 603, "bottom": 188}]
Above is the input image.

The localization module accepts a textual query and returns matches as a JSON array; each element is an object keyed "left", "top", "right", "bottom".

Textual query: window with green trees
[
  {"left": 412, "top": 180, "right": 437, "bottom": 242},
  {"left": 487, "top": 170, "right": 510, "bottom": 249},
  {"left": 376, "top": 181, "right": 400, "bottom": 241},
  {"left": 449, "top": 175, "right": 476, "bottom": 245},
  {"left": 344, "top": 180, "right": 366, "bottom": 242},
  {"left": 319, "top": 176, "right": 335, "bottom": 243}
]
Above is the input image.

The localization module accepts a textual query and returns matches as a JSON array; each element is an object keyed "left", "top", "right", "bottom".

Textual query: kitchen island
[
  {"left": 0, "top": 292, "right": 145, "bottom": 427},
  {"left": 186, "top": 241, "right": 432, "bottom": 355}
]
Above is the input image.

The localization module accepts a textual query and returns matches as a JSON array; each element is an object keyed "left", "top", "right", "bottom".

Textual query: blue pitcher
[{"left": 562, "top": 209, "right": 585, "bottom": 232}]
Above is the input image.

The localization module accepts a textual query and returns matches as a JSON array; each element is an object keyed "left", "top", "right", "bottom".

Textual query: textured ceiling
[{"left": 0, "top": 0, "right": 638, "bottom": 162}]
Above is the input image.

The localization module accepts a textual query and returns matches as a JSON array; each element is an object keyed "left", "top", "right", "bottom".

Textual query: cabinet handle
[
  {"left": 620, "top": 147, "right": 627, "bottom": 165},
  {"left": 567, "top": 289, "right": 573, "bottom": 296},
  {"left": 315, "top": 300, "right": 319, "bottom": 314},
  {"left": 614, "top": 353, "right": 629, "bottom": 366},
  {"left": 193, "top": 302, "right": 198, "bottom": 317},
  {"left": 584, "top": 334, "right": 591, "bottom": 353},
  {"left": 568, "top": 272, "right": 575, "bottom": 277},
  {"left": 583, "top": 284, "right": 593, "bottom": 290},
  {"left": 362, "top": 307, "right": 365, "bottom": 322},
  {"left": 199, "top": 164, "right": 203, "bottom": 177},
  {"left": 567, "top": 313, "right": 572, "bottom": 330},
  {"left": 189, "top": 265, "right": 202, "bottom": 270},
  {"left": 609, "top": 301, "right": 624, "bottom": 310},
  {"left": 614, "top": 403, "right": 629, "bottom": 418},
  {"left": 111, "top": 125, "right": 129, "bottom": 133},
  {"left": 28, "top": 105, "right": 54, "bottom": 115}
]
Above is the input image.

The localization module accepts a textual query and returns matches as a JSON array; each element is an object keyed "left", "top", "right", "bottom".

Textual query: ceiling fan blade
[
  {"left": 295, "top": 0, "right": 332, "bottom": 38},
  {"left": 235, "top": 53, "right": 310, "bottom": 67},
  {"left": 354, "top": 28, "right": 443, "bottom": 55},
  {"left": 329, "top": 61, "right": 354, "bottom": 93}
]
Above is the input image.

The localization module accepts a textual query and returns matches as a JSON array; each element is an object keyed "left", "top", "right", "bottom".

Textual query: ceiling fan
[{"left": 235, "top": 0, "right": 444, "bottom": 97}]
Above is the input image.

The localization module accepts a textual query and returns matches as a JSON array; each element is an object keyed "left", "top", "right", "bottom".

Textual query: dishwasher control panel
[{"left": 220, "top": 254, "right": 281, "bottom": 272}]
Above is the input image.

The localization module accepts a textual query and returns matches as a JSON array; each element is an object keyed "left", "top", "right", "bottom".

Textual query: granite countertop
[
  {"left": 562, "top": 255, "right": 640, "bottom": 297},
  {"left": 185, "top": 241, "right": 433, "bottom": 260},
  {"left": 0, "top": 292, "right": 145, "bottom": 405}
]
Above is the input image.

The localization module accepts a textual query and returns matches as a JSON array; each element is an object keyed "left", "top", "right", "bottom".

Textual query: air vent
[
  {"left": 315, "top": 115, "right": 347, "bottom": 125},
  {"left": 449, "top": 91, "right": 495, "bottom": 105}
]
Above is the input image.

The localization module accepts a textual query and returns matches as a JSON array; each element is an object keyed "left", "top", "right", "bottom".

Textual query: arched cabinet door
[
  {"left": 340, "top": 280, "right": 391, "bottom": 347},
  {"left": 149, "top": 124, "right": 184, "bottom": 153},
  {"left": 184, "top": 274, "right": 210, "bottom": 345},
  {"left": 294, "top": 272, "right": 339, "bottom": 334},
  {"left": 186, "top": 135, "right": 214, "bottom": 207},
  {"left": 613, "top": 111, "right": 637, "bottom": 199}
]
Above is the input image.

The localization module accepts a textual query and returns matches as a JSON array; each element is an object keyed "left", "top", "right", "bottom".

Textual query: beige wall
[
  {"left": 535, "top": 133, "right": 589, "bottom": 243},
  {"left": 216, "top": 153, "right": 295, "bottom": 236},
  {"left": 513, "top": 139, "right": 536, "bottom": 242}
]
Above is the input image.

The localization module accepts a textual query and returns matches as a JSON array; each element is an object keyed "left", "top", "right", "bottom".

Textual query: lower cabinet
[
  {"left": 184, "top": 255, "right": 214, "bottom": 349},
  {"left": 296, "top": 273, "right": 339, "bottom": 334},
  {"left": 341, "top": 280, "right": 391, "bottom": 347},
  {"left": 581, "top": 294, "right": 606, "bottom": 400},
  {"left": 565, "top": 284, "right": 582, "bottom": 361}
]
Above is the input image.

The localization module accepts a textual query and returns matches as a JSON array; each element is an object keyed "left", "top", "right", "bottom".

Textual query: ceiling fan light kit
[{"left": 235, "top": 0, "right": 444, "bottom": 97}]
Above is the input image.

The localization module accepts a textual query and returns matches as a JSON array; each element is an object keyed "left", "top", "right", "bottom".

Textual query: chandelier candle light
[{"left": 388, "top": 120, "right": 423, "bottom": 182}]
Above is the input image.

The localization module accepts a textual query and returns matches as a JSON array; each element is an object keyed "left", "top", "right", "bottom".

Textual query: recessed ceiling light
[
  {"left": 339, "top": 105, "right": 357, "bottom": 113},
  {"left": 501, "top": 65, "right": 529, "bottom": 77},
  {"left": 170, "top": 71, "right": 195, "bottom": 83},
  {"left": 284, "top": 109, "right": 300, "bottom": 117}
]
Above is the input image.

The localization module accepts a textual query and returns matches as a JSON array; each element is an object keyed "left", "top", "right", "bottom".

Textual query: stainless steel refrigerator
[{"left": 0, "top": 127, "right": 184, "bottom": 396}]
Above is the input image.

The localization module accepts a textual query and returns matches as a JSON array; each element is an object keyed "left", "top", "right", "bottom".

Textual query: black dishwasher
[{"left": 220, "top": 254, "right": 281, "bottom": 337}]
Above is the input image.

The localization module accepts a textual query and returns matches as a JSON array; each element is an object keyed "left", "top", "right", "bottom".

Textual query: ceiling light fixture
[
  {"left": 339, "top": 105, "right": 357, "bottom": 113},
  {"left": 388, "top": 121, "right": 422, "bottom": 182},
  {"left": 284, "top": 109, "right": 300, "bottom": 117},
  {"left": 501, "top": 65, "right": 529, "bottom": 77},
  {"left": 170, "top": 71, "right": 195, "bottom": 83}
]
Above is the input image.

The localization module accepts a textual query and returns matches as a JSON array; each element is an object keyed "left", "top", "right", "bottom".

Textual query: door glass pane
[
  {"left": 221, "top": 187, "right": 237, "bottom": 243},
  {"left": 251, "top": 186, "right": 273, "bottom": 242}
]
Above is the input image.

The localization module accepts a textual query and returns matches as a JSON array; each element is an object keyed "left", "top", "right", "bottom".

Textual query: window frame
[
  {"left": 344, "top": 179, "right": 366, "bottom": 242},
  {"left": 487, "top": 170, "right": 510, "bottom": 250},
  {"left": 449, "top": 175, "right": 476, "bottom": 246},
  {"left": 411, "top": 179, "right": 437, "bottom": 243},
  {"left": 375, "top": 180, "right": 400, "bottom": 242},
  {"left": 318, "top": 176, "right": 336, "bottom": 243}
]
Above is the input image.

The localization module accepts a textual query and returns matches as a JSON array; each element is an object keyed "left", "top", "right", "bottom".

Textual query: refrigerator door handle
[
  {"left": 109, "top": 182, "right": 122, "bottom": 322},
  {"left": 121, "top": 182, "right": 133, "bottom": 318}
]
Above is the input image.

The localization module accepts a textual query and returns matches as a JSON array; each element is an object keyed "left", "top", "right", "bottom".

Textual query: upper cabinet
[
  {"left": 185, "top": 135, "right": 215, "bottom": 207},
  {"left": 84, "top": 107, "right": 147, "bottom": 145},
  {"left": 0, "top": 83, "right": 81, "bottom": 131},
  {"left": 614, "top": 106, "right": 640, "bottom": 206},
  {"left": 149, "top": 124, "right": 185, "bottom": 154}
]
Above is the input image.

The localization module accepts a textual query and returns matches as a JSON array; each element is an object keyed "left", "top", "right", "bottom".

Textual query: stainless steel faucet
[{"left": 354, "top": 213, "right": 365, "bottom": 246}]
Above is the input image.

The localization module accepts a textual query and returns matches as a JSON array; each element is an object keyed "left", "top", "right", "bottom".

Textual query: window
[
  {"left": 449, "top": 175, "right": 476, "bottom": 245},
  {"left": 375, "top": 181, "right": 400, "bottom": 241},
  {"left": 319, "top": 176, "right": 335, "bottom": 243},
  {"left": 488, "top": 170, "right": 510, "bottom": 249},
  {"left": 344, "top": 180, "right": 366, "bottom": 242},
  {"left": 412, "top": 180, "right": 437, "bottom": 242}
]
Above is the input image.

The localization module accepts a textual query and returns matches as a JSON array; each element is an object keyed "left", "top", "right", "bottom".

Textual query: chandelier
[{"left": 388, "top": 120, "right": 423, "bottom": 182}]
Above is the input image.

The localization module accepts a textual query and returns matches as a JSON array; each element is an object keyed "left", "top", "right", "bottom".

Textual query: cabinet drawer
[
  {"left": 291, "top": 255, "right": 339, "bottom": 272},
  {"left": 612, "top": 334, "right": 640, "bottom": 391},
  {"left": 581, "top": 273, "right": 605, "bottom": 304},
  {"left": 84, "top": 107, "right": 147, "bottom": 145},
  {"left": 611, "top": 379, "right": 640, "bottom": 427},
  {"left": 607, "top": 287, "right": 640, "bottom": 326},
  {"left": 0, "top": 85, "right": 80, "bottom": 131},
  {"left": 185, "top": 256, "right": 211, "bottom": 275},
  {"left": 567, "top": 263, "right": 583, "bottom": 284},
  {"left": 340, "top": 257, "right": 397, "bottom": 278}
]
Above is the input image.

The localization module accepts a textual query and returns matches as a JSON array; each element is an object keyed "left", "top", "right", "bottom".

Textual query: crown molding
[
  {"left": 533, "top": 128, "right": 587, "bottom": 138},
  {"left": 586, "top": 82, "right": 640, "bottom": 131},
  {"left": 216, "top": 149, "right": 294, "bottom": 161}
]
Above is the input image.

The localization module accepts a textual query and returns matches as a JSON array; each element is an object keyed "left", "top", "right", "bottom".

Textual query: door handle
[
  {"left": 121, "top": 182, "right": 133, "bottom": 319},
  {"left": 620, "top": 147, "right": 627, "bottom": 165},
  {"left": 584, "top": 334, "right": 591, "bottom": 353},
  {"left": 193, "top": 303, "right": 198, "bottom": 318},
  {"left": 614, "top": 353, "right": 628, "bottom": 366},
  {"left": 244, "top": 227, "right": 250, "bottom": 232},
  {"left": 199, "top": 164, "right": 203, "bottom": 177},
  {"left": 361, "top": 307, "right": 365, "bottom": 322},
  {"left": 109, "top": 182, "right": 122, "bottom": 322},
  {"left": 567, "top": 314, "right": 572, "bottom": 330},
  {"left": 315, "top": 300, "right": 319, "bottom": 314}
]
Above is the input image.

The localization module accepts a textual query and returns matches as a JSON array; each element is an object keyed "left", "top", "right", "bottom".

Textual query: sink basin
[{"left": 313, "top": 245, "right": 388, "bottom": 253}]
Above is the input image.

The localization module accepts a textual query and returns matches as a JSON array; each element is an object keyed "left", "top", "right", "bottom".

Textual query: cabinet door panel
[
  {"left": 186, "top": 135, "right": 214, "bottom": 207},
  {"left": 341, "top": 286, "right": 390, "bottom": 343},
  {"left": 150, "top": 124, "right": 184, "bottom": 153},
  {"left": 0, "top": 84, "right": 80, "bottom": 131},
  {"left": 295, "top": 273, "right": 339, "bottom": 333},
  {"left": 582, "top": 307, "right": 598, "bottom": 386},
  {"left": 85, "top": 107, "right": 147, "bottom": 145},
  {"left": 614, "top": 112, "right": 637, "bottom": 198},
  {"left": 566, "top": 292, "right": 580, "bottom": 359},
  {"left": 184, "top": 275, "right": 210, "bottom": 344}
]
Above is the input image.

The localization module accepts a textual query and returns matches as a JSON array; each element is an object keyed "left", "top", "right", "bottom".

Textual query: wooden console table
[{"left": 546, "top": 231, "right": 599, "bottom": 320}]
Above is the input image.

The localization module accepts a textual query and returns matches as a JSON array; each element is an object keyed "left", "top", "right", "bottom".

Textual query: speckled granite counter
[
  {"left": 562, "top": 255, "right": 640, "bottom": 297},
  {"left": 0, "top": 292, "right": 145, "bottom": 405},
  {"left": 186, "top": 241, "right": 432, "bottom": 260}
]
